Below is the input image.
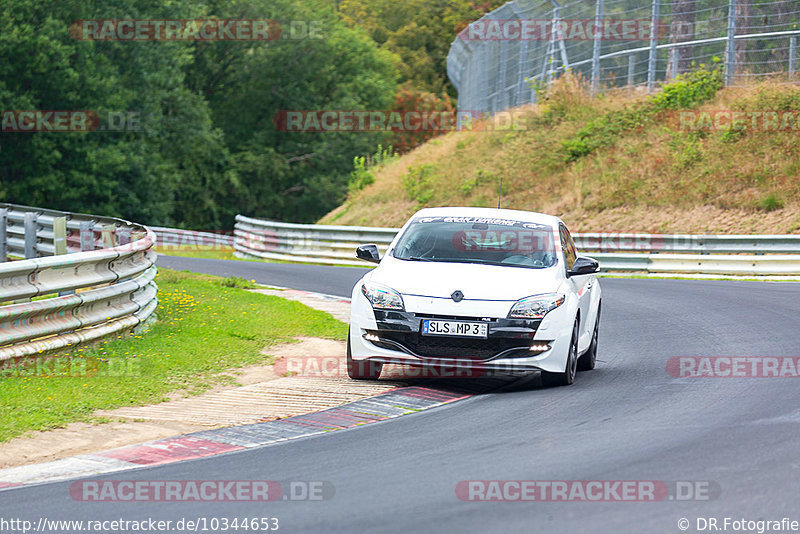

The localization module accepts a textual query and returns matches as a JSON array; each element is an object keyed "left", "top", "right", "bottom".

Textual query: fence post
[
  {"left": 647, "top": 0, "right": 660, "bottom": 91},
  {"left": 80, "top": 221, "right": 95, "bottom": 251},
  {"left": 725, "top": 0, "right": 737, "bottom": 86},
  {"left": 482, "top": 42, "right": 490, "bottom": 112},
  {"left": 546, "top": 8, "right": 559, "bottom": 86},
  {"left": 591, "top": 0, "right": 604, "bottom": 95},
  {"left": 627, "top": 54, "right": 636, "bottom": 86},
  {"left": 0, "top": 208, "right": 7, "bottom": 262},
  {"left": 790, "top": 37, "right": 797, "bottom": 78},
  {"left": 52, "top": 216, "right": 67, "bottom": 256},
  {"left": 499, "top": 39, "right": 508, "bottom": 110},
  {"left": 24, "top": 212, "right": 37, "bottom": 259},
  {"left": 516, "top": 37, "right": 530, "bottom": 106}
]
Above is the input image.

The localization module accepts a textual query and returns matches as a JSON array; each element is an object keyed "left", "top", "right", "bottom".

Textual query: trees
[
  {"left": 0, "top": 0, "right": 398, "bottom": 226},
  {"left": 186, "top": 0, "right": 397, "bottom": 224},
  {"left": 337, "top": 0, "right": 505, "bottom": 97},
  {"left": 0, "top": 0, "right": 231, "bottom": 226}
]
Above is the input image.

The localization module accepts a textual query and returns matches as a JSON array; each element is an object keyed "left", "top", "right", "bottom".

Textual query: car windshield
[{"left": 392, "top": 216, "right": 558, "bottom": 269}]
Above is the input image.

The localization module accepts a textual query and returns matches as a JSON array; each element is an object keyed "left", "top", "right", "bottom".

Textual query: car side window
[{"left": 559, "top": 225, "right": 577, "bottom": 271}]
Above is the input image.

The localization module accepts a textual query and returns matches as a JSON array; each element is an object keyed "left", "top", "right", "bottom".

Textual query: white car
[{"left": 348, "top": 207, "right": 602, "bottom": 386}]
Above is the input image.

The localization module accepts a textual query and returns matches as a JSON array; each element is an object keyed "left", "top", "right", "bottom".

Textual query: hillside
[{"left": 320, "top": 71, "right": 800, "bottom": 234}]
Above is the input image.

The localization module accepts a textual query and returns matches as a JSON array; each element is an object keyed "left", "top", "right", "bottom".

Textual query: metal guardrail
[
  {"left": 234, "top": 215, "right": 800, "bottom": 275},
  {"left": 0, "top": 203, "right": 158, "bottom": 361},
  {"left": 234, "top": 215, "right": 397, "bottom": 266}
]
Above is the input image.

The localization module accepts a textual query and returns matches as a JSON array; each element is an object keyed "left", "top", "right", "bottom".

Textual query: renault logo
[{"left": 451, "top": 290, "right": 464, "bottom": 302}]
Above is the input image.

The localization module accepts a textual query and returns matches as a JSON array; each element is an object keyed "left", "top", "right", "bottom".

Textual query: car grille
[{"left": 373, "top": 331, "right": 530, "bottom": 360}]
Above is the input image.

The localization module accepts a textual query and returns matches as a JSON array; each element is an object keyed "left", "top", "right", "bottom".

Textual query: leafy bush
[
  {"left": 402, "top": 164, "right": 437, "bottom": 205},
  {"left": 348, "top": 144, "right": 397, "bottom": 194},
  {"left": 649, "top": 63, "right": 724, "bottom": 110},
  {"left": 349, "top": 156, "right": 374, "bottom": 194}
]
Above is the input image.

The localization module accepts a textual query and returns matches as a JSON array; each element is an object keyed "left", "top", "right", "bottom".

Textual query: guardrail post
[
  {"left": 52, "top": 216, "right": 74, "bottom": 296},
  {"left": 725, "top": 0, "right": 737, "bottom": 86},
  {"left": 647, "top": 0, "right": 660, "bottom": 91},
  {"left": 24, "top": 212, "right": 37, "bottom": 259},
  {"left": 80, "top": 221, "right": 95, "bottom": 251},
  {"left": 117, "top": 228, "right": 132, "bottom": 245},
  {"left": 0, "top": 208, "right": 7, "bottom": 262},
  {"left": 52, "top": 216, "right": 67, "bottom": 256},
  {"left": 102, "top": 224, "right": 116, "bottom": 249},
  {"left": 790, "top": 37, "right": 797, "bottom": 78},
  {"left": 627, "top": 54, "right": 636, "bottom": 86},
  {"left": 670, "top": 47, "right": 679, "bottom": 79},
  {"left": 591, "top": 0, "right": 604, "bottom": 95}
]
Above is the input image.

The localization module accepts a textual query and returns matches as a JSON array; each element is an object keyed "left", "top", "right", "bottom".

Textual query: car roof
[{"left": 412, "top": 206, "right": 562, "bottom": 228}]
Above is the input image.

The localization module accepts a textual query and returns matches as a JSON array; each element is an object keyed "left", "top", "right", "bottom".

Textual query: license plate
[{"left": 422, "top": 320, "right": 488, "bottom": 338}]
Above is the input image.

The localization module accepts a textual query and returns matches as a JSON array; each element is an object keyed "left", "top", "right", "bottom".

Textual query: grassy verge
[
  {"left": 154, "top": 245, "right": 238, "bottom": 261},
  {"left": 156, "top": 245, "right": 374, "bottom": 269},
  {"left": 0, "top": 269, "right": 347, "bottom": 443}
]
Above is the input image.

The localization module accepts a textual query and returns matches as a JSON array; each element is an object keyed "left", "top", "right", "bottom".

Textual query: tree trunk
[
  {"left": 669, "top": 0, "right": 696, "bottom": 78},
  {"left": 735, "top": 1, "right": 750, "bottom": 71}
]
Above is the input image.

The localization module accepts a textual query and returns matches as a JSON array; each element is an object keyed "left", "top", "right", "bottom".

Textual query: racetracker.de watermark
[
  {"left": 676, "top": 110, "right": 800, "bottom": 132},
  {"left": 572, "top": 233, "right": 667, "bottom": 252},
  {"left": 459, "top": 19, "right": 668, "bottom": 41},
  {"left": 69, "top": 480, "right": 334, "bottom": 502},
  {"left": 70, "top": 19, "right": 282, "bottom": 41},
  {"left": 1, "top": 110, "right": 143, "bottom": 132},
  {"left": 276, "top": 356, "right": 538, "bottom": 379},
  {"left": 1, "top": 356, "right": 147, "bottom": 378},
  {"left": 455, "top": 480, "right": 720, "bottom": 502},
  {"left": 273, "top": 110, "right": 528, "bottom": 132},
  {"left": 155, "top": 230, "right": 234, "bottom": 251},
  {"left": 451, "top": 228, "right": 555, "bottom": 254},
  {"left": 667, "top": 357, "right": 800, "bottom": 378}
]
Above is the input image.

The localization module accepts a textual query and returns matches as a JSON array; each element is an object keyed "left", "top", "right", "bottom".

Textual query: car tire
[
  {"left": 577, "top": 302, "right": 600, "bottom": 372},
  {"left": 541, "top": 319, "right": 578, "bottom": 387},
  {"left": 347, "top": 333, "right": 383, "bottom": 380}
]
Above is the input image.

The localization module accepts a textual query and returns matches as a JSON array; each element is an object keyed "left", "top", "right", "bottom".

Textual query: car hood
[{"left": 368, "top": 256, "right": 562, "bottom": 301}]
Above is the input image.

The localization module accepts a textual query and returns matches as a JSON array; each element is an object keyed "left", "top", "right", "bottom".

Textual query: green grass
[
  {"left": 156, "top": 245, "right": 375, "bottom": 269},
  {"left": 0, "top": 269, "right": 347, "bottom": 442},
  {"left": 154, "top": 246, "right": 238, "bottom": 261}
]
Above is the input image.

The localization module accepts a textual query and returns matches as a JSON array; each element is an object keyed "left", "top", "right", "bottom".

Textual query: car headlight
[
  {"left": 361, "top": 282, "right": 405, "bottom": 311},
  {"left": 508, "top": 293, "right": 565, "bottom": 319}
]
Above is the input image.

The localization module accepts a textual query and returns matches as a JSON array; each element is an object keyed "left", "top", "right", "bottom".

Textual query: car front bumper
[{"left": 349, "top": 289, "right": 575, "bottom": 374}]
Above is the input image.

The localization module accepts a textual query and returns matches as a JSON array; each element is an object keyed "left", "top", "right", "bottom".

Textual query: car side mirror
[
  {"left": 356, "top": 244, "right": 381, "bottom": 264},
  {"left": 567, "top": 256, "right": 600, "bottom": 277}
]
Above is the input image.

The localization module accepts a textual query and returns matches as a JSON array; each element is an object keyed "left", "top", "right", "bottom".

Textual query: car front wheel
[
  {"left": 577, "top": 302, "right": 600, "bottom": 372},
  {"left": 541, "top": 319, "right": 578, "bottom": 387},
  {"left": 347, "top": 333, "right": 383, "bottom": 380}
]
